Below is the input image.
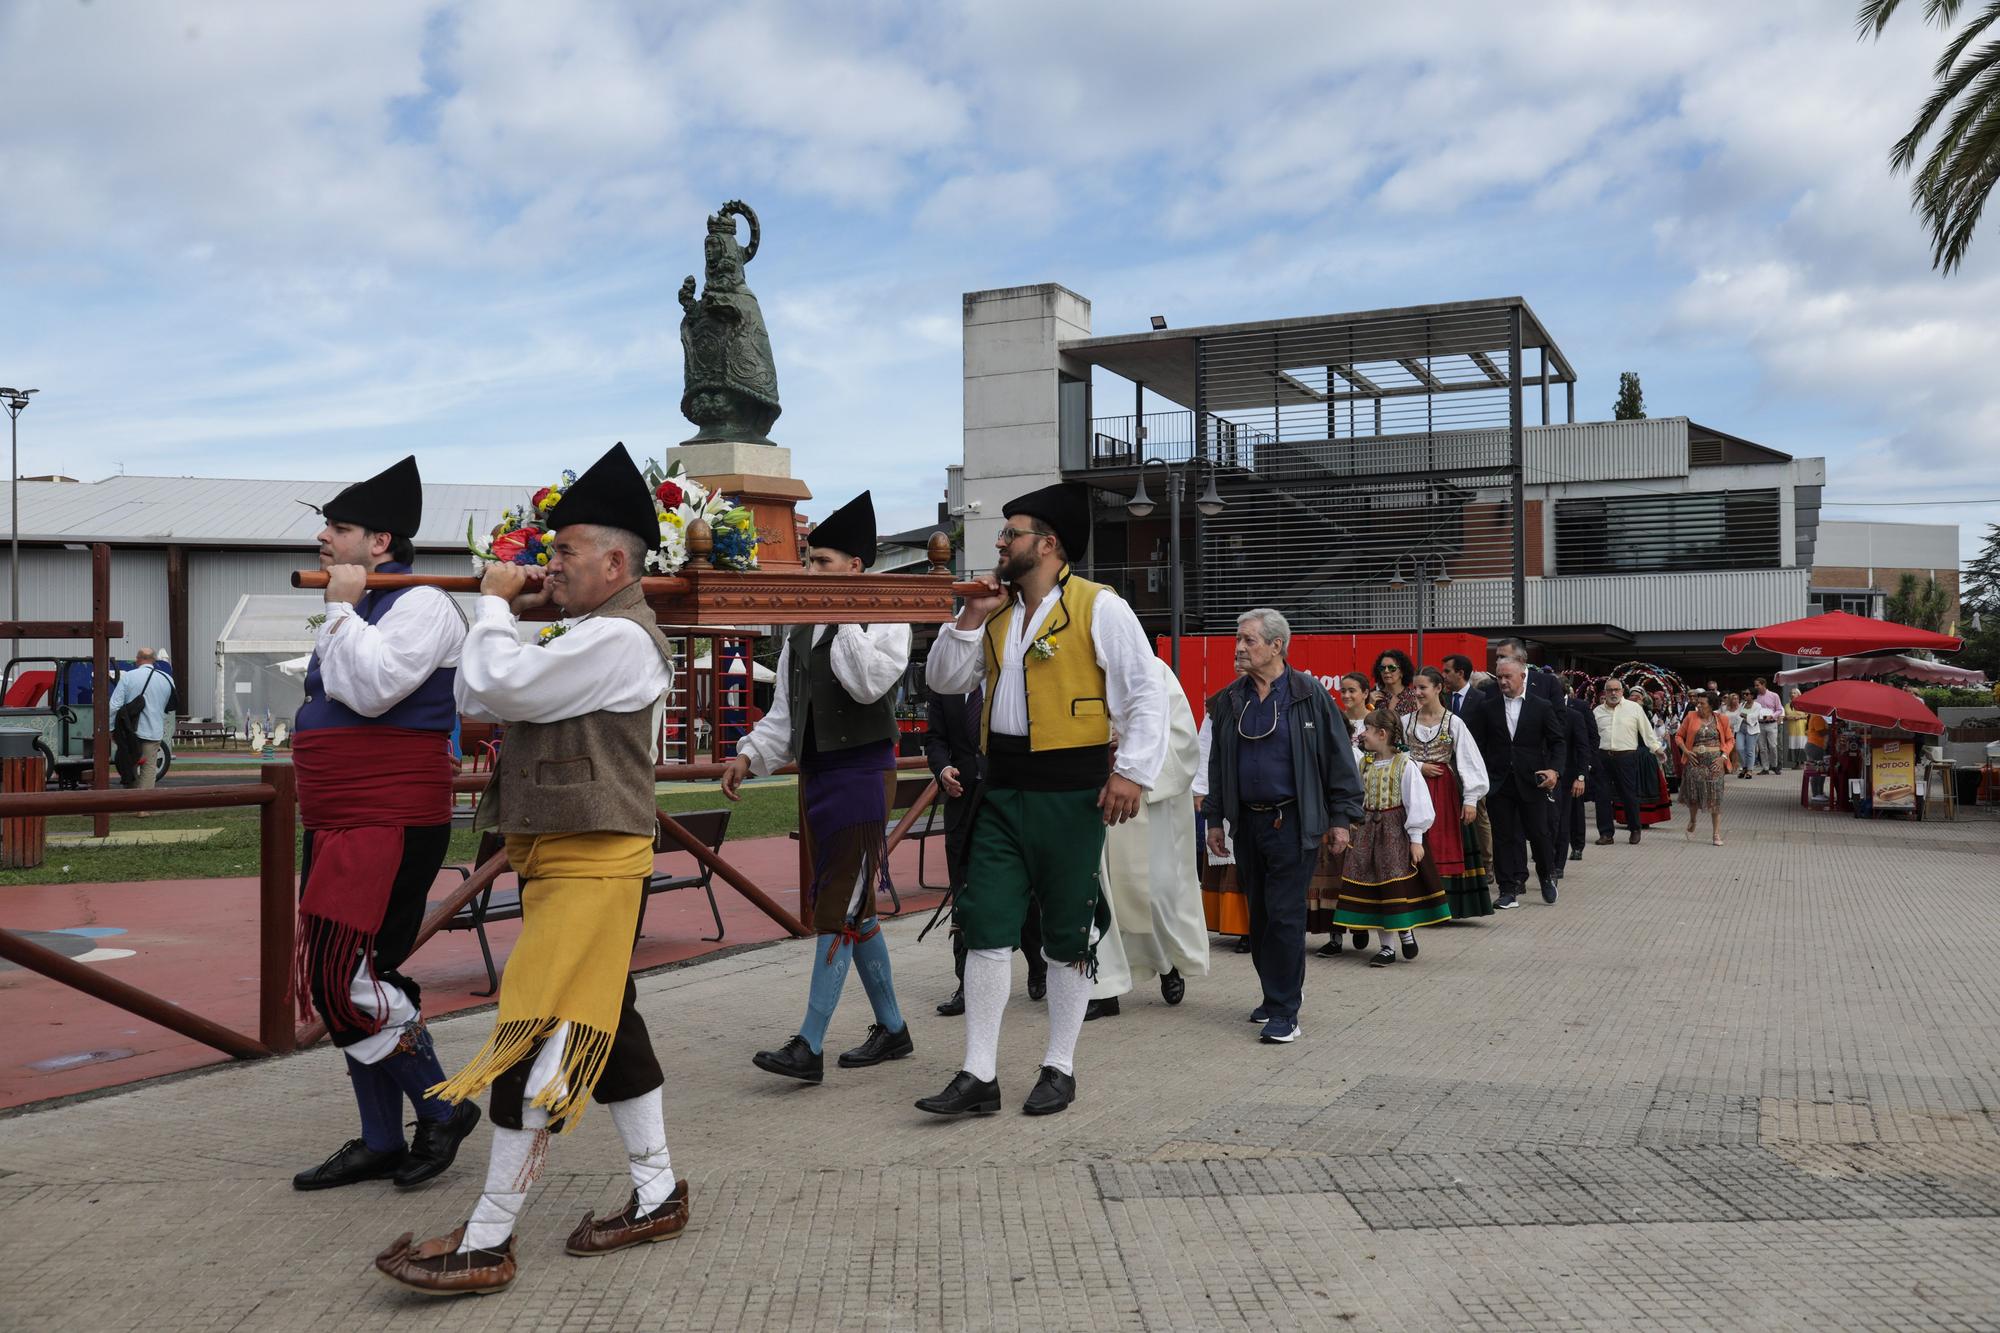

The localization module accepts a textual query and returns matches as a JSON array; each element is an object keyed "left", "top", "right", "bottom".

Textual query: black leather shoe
[
  {"left": 1160, "top": 968, "right": 1185, "bottom": 1005},
  {"left": 1027, "top": 970, "right": 1047, "bottom": 1002},
  {"left": 1233, "top": 935, "right": 1252, "bottom": 954},
  {"left": 293, "top": 1137, "right": 406, "bottom": 1191},
  {"left": 1628, "top": 830, "right": 1641, "bottom": 845},
  {"left": 915, "top": 1070, "right": 1001, "bottom": 1116},
  {"left": 1316, "top": 937, "right": 1342, "bottom": 958},
  {"left": 752, "top": 1035, "right": 823, "bottom": 1084},
  {"left": 1022, "top": 1065, "right": 1076, "bottom": 1116},
  {"left": 394, "top": 1101, "right": 481, "bottom": 1189},
  {"left": 1568, "top": 849, "right": 1583, "bottom": 862},
  {"left": 1083, "top": 997, "right": 1120, "bottom": 1021},
  {"left": 1540, "top": 878, "right": 1558, "bottom": 904},
  {"left": 837, "top": 1023, "right": 914, "bottom": 1068},
  {"left": 936, "top": 989, "right": 965, "bottom": 1016}
]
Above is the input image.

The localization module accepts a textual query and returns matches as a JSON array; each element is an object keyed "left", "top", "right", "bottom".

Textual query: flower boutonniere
[
  {"left": 536, "top": 623, "right": 571, "bottom": 647},
  {"left": 1029, "top": 634, "right": 1057, "bottom": 662},
  {"left": 305, "top": 612, "right": 327, "bottom": 632}
]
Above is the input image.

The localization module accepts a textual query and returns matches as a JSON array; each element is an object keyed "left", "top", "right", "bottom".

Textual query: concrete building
[
  {"left": 0, "top": 473, "right": 528, "bottom": 722},
  {"left": 1810, "top": 520, "right": 1960, "bottom": 629},
  {"left": 959, "top": 284, "right": 1825, "bottom": 675}
]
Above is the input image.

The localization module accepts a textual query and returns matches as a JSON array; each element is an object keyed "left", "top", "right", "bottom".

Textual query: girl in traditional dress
[
  {"left": 1334, "top": 709, "right": 1446, "bottom": 967},
  {"left": 1674, "top": 690, "right": 1735, "bottom": 846},
  {"left": 1310, "top": 673, "right": 1377, "bottom": 956},
  {"left": 1400, "top": 667, "right": 1491, "bottom": 920}
]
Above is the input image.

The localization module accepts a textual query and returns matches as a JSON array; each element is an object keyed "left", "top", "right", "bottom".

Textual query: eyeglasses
[{"left": 997, "top": 526, "right": 1049, "bottom": 545}]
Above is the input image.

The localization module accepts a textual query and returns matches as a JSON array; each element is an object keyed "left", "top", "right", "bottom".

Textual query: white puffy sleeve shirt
[
  {"left": 315, "top": 586, "right": 465, "bottom": 716},
  {"left": 455, "top": 596, "right": 672, "bottom": 726},
  {"left": 1444, "top": 712, "right": 1490, "bottom": 804},
  {"left": 734, "top": 623, "right": 912, "bottom": 777},
  {"left": 1399, "top": 756, "right": 1436, "bottom": 838},
  {"left": 927, "top": 586, "right": 1167, "bottom": 790}
]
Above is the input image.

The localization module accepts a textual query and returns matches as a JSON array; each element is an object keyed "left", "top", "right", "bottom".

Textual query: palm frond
[
  {"left": 1889, "top": 33, "right": 2000, "bottom": 171},
  {"left": 1933, "top": 1, "right": 2000, "bottom": 76}
]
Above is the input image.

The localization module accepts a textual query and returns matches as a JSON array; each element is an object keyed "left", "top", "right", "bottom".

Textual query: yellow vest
[{"left": 979, "top": 568, "right": 1112, "bottom": 751}]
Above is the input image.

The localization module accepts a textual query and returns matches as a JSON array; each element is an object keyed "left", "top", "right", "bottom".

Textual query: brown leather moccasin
[
  {"left": 375, "top": 1225, "right": 517, "bottom": 1296},
  {"left": 565, "top": 1179, "right": 691, "bottom": 1256}
]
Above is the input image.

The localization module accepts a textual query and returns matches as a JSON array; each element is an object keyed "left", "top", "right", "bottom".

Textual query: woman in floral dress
[{"left": 1674, "top": 691, "right": 1736, "bottom": 846}]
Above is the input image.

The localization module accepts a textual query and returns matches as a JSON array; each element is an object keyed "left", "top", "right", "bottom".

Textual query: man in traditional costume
[
  {"left": 720, "top": 491, "right": 916, "bottom": 1084},
  {"left": 376, "top": 443, "right": 686, "bottom": 1296},
  {"left": 914, "top": 482, "right": 1165, "bottom": 1116},
  {"left": 1086, "top": 654, "right": 1207, "bottom": 1019},
  {"left": 292, "top": 456, "right": 481, "bottom": 1194}
]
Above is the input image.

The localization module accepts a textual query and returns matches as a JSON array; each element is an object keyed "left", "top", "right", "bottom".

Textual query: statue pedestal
[{"left": 666, "top": 441, "right": 809, "bottom": 568}]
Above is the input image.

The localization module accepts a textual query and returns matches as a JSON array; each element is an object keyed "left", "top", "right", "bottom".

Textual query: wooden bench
[
  {"left": 785, "top": 774, "right": 949, "bottom": 915},
  {"left": 432, "top": 808, "right": 733, "bottom": 996}
]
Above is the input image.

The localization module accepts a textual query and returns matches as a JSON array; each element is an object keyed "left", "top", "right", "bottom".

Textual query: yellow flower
[{"left": 536, "top": 551, "right": 550, "bottom": 564}]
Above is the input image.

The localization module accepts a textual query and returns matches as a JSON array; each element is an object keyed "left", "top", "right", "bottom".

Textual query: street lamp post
[
  {"left": 0, "top": 388, "right": 37, "bottom": 619},
  {"left": 1388, "top": 553, "right": 1453, "bottom": 670},
  {"left": 1126, "top": 457, "right": 1225, "bottom": 672}
]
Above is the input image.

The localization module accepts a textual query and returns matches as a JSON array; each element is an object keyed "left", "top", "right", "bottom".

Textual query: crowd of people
[{"left": 283, "top": 455, "right": 1803, "bottom": 1299}]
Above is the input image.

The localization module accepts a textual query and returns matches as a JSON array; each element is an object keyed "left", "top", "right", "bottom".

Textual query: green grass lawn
[{"left": 0, "top": 780, "right": 810, "bottom": 887}]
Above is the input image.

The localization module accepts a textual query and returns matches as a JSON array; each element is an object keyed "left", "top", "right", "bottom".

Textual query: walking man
[
  {"left": 1202, "top": 608, "right": 1362, "bottom": 1043},
  {"left": 1466, "top": 657, "right": 1565, "bottom": 908},
  {"left": 914, "top": 482, "right": 1165, "bottom": 1116},
  {"left": 377, "top": 444, "right": 685, "bottom": 1295},
  {"left": 108, "top": 649, "right": 175, "bottom": 803},
  {"left": 1591, "top": 677, "right": 1663, "bottom": 845},
  {"left": 290, "top": 457, "right": 480, "bottom": 1195},
  {"left": 927, "top": 682, "right": 1045, "bottom": 1017},
  {"left": 722, "top": 491, "right": 917, "bottom": 1084}
]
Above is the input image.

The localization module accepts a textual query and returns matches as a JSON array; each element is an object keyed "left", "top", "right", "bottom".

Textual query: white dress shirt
[
  {"left": 1503, "top": 692, "right": 1523, "bottom": 739},
  {"left": 456, "top": 596, "right": 672, "bottom": 725},
  {"left": 734, "top": 623, "right": 913, "bottom": 776},
  {"left": 315, "top": 587, "right": 465, "bottom": 717},
  {"left": 927, "top": 582, "right": 1167, "bottom": 790},
  {"left": 1593, "top": 699, "right": 1663, "bottom": 754}
]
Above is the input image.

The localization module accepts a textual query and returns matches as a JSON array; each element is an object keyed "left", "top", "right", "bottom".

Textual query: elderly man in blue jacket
[{"left": 1201, "top": 608, "right": 1364, "bottom": 1045}]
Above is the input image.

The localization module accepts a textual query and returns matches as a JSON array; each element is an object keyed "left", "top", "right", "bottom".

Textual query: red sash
[{"left": 291, "top": 728, "right": 452, "bottom": 1029}]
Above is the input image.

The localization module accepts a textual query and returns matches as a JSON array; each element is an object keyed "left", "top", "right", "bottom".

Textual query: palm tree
[
  {"left": 1860, "top": 0, "right": 2000, "bottom": 272},
  {"left": 1884, "top": 572, "right": 1955, "bottom": 633}
]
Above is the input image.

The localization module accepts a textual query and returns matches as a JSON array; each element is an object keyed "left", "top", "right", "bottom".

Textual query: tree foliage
[
  {"left": 1860, "top": 0, "right": 2000, "bottom": 272},
  {"left": 1613, "top": 371, "right": 1646, "bottom": 420},
  {"left": 1885, "top": 571, "right": 1955, "bottom": 632},
  {"left": 1963, "top": 520, "right": 2000, "bottom": 613}
]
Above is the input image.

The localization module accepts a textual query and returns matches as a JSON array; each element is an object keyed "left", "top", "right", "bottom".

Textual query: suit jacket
[
  {"left": 1467, "top": 688, "right": 1565, "bottom": 796},
  {"left": 1466, "top": 667, "right": 1568, "bottom": 746},
  {"left": 923, "top": 685, "right": 983, "bottom": 785},
  {"left": 1561, "top": 696, "right": 1599, "bottom": 784}
]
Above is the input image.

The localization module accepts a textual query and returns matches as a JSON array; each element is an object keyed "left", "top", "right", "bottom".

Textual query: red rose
[
  {"left": 531, "top": 486, "right": 553, "bottom": 509},
  {"left": 655, "top": 479, "right": 684, "bottom": 509}
]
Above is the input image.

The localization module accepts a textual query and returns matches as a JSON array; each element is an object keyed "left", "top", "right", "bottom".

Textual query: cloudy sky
[{"left": 2, "top": 0, "right": 1995, "bottom": 557}]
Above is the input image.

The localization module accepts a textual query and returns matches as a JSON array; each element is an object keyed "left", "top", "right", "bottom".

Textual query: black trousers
[
  {"left": 1235, "top": 807, "right": 1311, "bottom": 1022},
  {"left": 944, "top": 787, "right": 1043, "bottom": 981},
  {"left": 1487, "top": 782, "right": 1558, "bottom": 891},
  {"left": 300, "top": 823, "right": 453, "bottom": 1048},
  {"left": 487, "top": 975, "right": 664, "bottom": 1130},
  {"left": 1594, "top": 750, "right": 1644, "bottom": 837}
]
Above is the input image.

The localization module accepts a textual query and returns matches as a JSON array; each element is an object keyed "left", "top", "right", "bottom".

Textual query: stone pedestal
[{"left": 666, "top": 440, "right": 809, "bottom": 567}]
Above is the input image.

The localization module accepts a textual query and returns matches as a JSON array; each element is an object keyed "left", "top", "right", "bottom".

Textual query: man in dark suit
[
  {"left": 924, "top": 684, "right": 1043, "bottom": 1015},
  {"left": 1556, "top": 683, "right": 1600, "bottom": 876},
  {"left": 1467, "top": 657, "right": 1566, "bottom": 908}
]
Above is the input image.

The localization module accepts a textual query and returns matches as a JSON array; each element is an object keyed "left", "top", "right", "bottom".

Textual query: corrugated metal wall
[
  {"left": 1431, "top": 568, "right": 1809, "bottom": 633},
  {"left": 1524, "top": 417, "right": 1687, "bottom": 484}
]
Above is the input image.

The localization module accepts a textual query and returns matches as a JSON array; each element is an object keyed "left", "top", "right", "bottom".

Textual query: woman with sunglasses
[{"left": 1372, "top": 649, "right": 1420, "bottom": 716}]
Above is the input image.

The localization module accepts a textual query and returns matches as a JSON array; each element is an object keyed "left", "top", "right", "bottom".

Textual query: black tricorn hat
[
  {"left": 807, "top": 490, "right": 877, "bottom": 568},
  {"left": 319, "top": 455, "right": 422, "bottom": 538},
  {"left": 1002, "top": 481, "right": 1090, "bottom": 562},
  {"left": 545, "top": 443, "right": 660, "bottom": 547}
]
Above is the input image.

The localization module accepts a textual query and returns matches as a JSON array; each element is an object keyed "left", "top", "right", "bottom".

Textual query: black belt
[{"left": 1245, "top": 799, "right": 1296, "bottom": 812}]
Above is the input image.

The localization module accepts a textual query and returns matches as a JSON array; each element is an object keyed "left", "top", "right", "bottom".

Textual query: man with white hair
[{"left": 1202, "top": 607, "right": 1363, "bottom": 1044}]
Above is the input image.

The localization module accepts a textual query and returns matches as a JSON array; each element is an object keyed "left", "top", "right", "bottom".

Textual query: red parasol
[
  {"left": 1722, "top": 610, "right": 1961, "bottom": 657},
  {"left": 1789, "top": 680, "right": 1944, "bottom": 735}
]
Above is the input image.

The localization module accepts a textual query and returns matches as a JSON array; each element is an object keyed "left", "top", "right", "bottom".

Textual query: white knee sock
[
  {"left": 461, "top": 1106, "right": 548, "bottom": 1252},
  {"left": 1040, "top": 957, "right": 1090, "bottom": 1077},
  {"left": 606, "top": 1089, "right": 676, "bottom": 1211},
  {"left": 961, "top": 947, "right": 1010, "bottom": 1083}
]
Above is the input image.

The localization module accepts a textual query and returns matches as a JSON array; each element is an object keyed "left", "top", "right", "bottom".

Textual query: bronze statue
[{"left": 679, "top": 200, "right": 781, "bottom": 446}]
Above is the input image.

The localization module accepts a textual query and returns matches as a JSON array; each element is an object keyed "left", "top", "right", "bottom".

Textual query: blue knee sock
[
  {"left": 798, "top": 934, "right": 854, "bottom": 1054},
  {"left": 377, "top": 1022, "right": 454, "bottom": 1125},
  {"left": 345, "top": 1055, "right": 406, "bottom": 1152},
  {"left": 850, "top": 918, "right": 905, "bottom": 1034}
]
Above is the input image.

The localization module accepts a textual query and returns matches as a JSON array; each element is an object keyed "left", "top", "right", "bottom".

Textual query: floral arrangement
[
  {"left": 468, "top": 458, "right": 761, "bottom": 575},
  {"left": 536, "top": 623, "right": 570, "bottom": 647},
  {"left": 1029, "top": 634, "right": 1058, "bottom": 661}
]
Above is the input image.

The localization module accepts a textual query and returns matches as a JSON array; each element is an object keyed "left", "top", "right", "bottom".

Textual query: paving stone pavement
[{"left": 2, "top": 778, "right": 1998, "bottom": 1331}]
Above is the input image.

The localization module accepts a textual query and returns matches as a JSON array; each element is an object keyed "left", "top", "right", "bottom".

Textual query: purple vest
[{"left": 296, "top": 564, "right": 457, "bottom": 733}]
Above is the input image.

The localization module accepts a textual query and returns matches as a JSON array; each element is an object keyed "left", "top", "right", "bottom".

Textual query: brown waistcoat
[{"left": 475, "top": 580, "right": 674, "bottom": 838}]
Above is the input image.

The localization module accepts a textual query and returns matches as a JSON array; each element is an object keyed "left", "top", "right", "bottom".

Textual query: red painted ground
[{"left": 0, "top": 835, "right": 946, "bottom": 1110}]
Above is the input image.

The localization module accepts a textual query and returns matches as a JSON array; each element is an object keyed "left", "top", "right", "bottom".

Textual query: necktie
[{"left": 1449, "top": 690, "right": 1462, "bottom": 715}]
